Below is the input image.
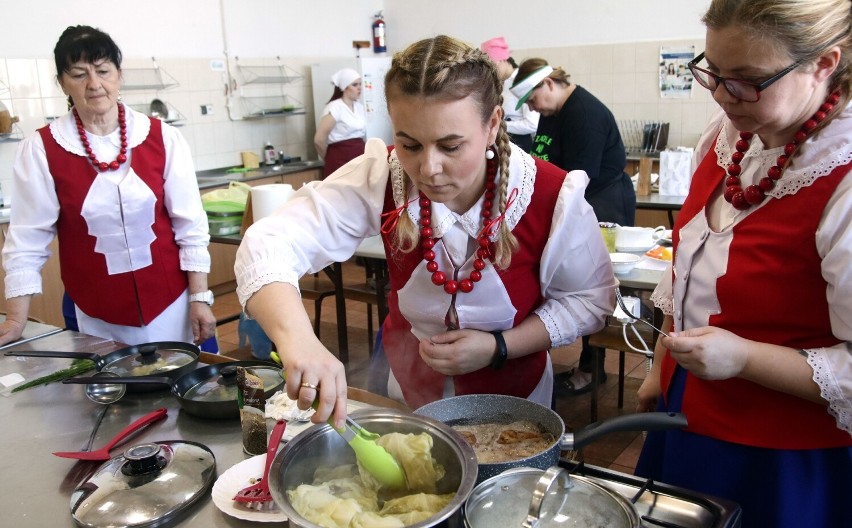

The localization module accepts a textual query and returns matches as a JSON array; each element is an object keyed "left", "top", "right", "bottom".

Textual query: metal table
[
  {"left": 635, "top": 193, "right": 686, "bottom": 227},
  {"left": 0, "top": 329, "right": 396, "bottom": 527}
]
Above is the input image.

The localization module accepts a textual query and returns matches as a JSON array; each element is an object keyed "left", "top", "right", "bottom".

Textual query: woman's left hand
[
  {"left": 189, "top": 303, "right": 217, "bottom": 344},
  {"left": 419, "top": 329, "right": 495, "bottom": 375},
  {"left": 662, "top": 326, "right": 750, "bottom": 380}
]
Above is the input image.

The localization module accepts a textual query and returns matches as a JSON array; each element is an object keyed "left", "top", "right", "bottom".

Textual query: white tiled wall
[
  {"left": 0, "top": 55, "right": 323, "bottom": 200},
  {"left": 1, "top": 38, "right": 722, "bottom": 202},
  {"left": 518, "top": 38, "right": 719, "bottom": 151}
]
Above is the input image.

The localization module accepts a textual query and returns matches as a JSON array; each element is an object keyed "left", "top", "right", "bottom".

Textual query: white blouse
[
  {"left": 3, "top": 105, "right": 211, "bottom": 300},
  {"left": 322, "top": 99, "right": 366, "bottom": 144},
  {"left": 236, "top": 139, "right": 617, "bottom": 348},
  {"left": 651, "top": 103, "right": 852, "bottom": 433}
]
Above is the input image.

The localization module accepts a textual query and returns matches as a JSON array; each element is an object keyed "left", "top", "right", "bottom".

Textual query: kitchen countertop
[
  {"left": 0, "top": 326, "right": 390, "bottom": 527},
  {"left": 0, "top": 160, "right": 324, "bottom": 224}
]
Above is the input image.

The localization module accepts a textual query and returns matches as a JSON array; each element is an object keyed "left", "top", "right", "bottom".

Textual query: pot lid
[
  {"left": 465, "top": 467, "right": 639, "bottom": 528},
  {"left": 102, "top": 345, "right": 196, "bottom": 377},
  {"left": 70, "top": 441, "right": 216, "bottom": 528},
  {"left": 183, "top": 365, "right": 282, "bottom": 402}
]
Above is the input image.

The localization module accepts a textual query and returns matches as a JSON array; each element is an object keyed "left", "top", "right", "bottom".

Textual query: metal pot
[
  {"left": 65, "top": 361, "right": 283, "bottom": 419},
  {"left": 268, "top": 408, "right": 478, "bottom": 528},
  {"left": 6, "top": 341, "right": 200, "bottom": 393},
  {"left": 415, "top": 394, "right": 687, "bottom": 484},
  {"left": 464, "top": 466, "right": 640, "bottom": 528}
]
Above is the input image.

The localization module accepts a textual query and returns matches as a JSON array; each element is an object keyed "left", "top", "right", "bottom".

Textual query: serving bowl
[{"left": 610, "top": 253, "right": 641, "bottom": 275}]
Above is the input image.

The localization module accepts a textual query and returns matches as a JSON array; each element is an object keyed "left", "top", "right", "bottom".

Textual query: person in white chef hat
[{"left": 314, "top": 67, "right": 367, "bottom": 179}]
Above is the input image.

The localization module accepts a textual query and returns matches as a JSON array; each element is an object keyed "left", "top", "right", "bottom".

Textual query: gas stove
[{"left": 560, "top": 461, "right": 742, "bottom": 528}]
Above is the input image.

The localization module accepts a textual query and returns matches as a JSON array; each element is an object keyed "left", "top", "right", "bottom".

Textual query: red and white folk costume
[
  {"left": 236, "top": 139, "right": 616, "bottom": 408},
  {"left": 3, "top": 104, "right": 210, "bottom": 343}
]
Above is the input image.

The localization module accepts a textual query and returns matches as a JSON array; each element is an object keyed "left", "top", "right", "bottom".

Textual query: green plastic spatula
[{"left": 283, "top": 372, "right": 406, "bottom": 488}]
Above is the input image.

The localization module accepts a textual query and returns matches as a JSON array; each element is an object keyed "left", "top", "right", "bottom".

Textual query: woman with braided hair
[{"left": 235, "top": 35, "right": 615, "bottom": 427}]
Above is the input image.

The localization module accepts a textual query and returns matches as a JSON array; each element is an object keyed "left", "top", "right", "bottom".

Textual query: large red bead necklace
[
  {"left": 725, "top": 91, "right": 840, "bottom": 210},
  {"left": 73, "top": 104, "right": 128, "bottom": 172},
  {"left": 420, "top": 156, "right": 497, "bottom": 295}
]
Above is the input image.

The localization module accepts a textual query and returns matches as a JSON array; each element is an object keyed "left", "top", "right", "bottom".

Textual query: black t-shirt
[{"left": 531, "top": 85, "right": 636, "bottom": 225}]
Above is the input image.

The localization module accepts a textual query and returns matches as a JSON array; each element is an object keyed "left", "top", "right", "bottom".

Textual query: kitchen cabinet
[
  {"left": 234, "top": 57, "right": 306, "bottom": 120},
  {"left": 0, "top": 224, "right": 65, "bottom": 327}
]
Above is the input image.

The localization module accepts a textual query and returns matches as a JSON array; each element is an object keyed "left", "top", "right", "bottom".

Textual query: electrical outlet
[
  {"left": 613, "top": 296, "right": 641, "bottom": 324},
  {"left": 200, "top": 104, "right": 213, "bottom": 115}
]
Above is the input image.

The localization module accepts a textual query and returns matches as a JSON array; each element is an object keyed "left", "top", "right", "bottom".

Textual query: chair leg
[
  {"left": 618, "top": 351, "right": 626, "bottom": 408},
  {"left": 313, "top": 299, "right": 322, "bottom": 337},
  {"left": 366, "top": 304, "right": 374, "bottom": 356}
]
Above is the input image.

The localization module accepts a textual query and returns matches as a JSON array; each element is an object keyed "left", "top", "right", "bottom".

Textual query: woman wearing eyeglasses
[{"left": 635, "top": 1, "right": 851, "bottom": 526}]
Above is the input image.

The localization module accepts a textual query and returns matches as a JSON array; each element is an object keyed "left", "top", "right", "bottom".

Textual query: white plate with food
[{"left": 211, "top": 454, "right": 287, "bottom": 523}]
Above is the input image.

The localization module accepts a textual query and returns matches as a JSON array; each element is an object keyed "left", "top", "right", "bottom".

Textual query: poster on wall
[{"left": 659, "top": 46, "right": 695, "bottom": 99}]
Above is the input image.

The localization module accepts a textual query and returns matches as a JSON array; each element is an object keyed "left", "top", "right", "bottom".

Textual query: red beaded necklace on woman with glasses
[
  {"left": 724, "top": 91, "right": 840, "bottom": 210},
  {"left": 73, "top": 103, "right": 128, "bottom": 172}
]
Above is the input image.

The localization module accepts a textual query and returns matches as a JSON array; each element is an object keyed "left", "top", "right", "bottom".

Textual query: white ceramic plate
[
  {"left": 615, "top": 243, "right": 656, "bottom": 253},
  {"left": 211, "top": 454, "right": 288, "bottom": 523}
]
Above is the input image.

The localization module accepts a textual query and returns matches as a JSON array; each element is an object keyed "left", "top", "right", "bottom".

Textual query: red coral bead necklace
[
  {"left": 420, "top": 156, "right": 497, "bottom": 295},
  {"left": 724, "top": 91, "right": 840, "bottom": 210},
  {"left": 73, "top": 103, "right": 128, "bottom": 172}
]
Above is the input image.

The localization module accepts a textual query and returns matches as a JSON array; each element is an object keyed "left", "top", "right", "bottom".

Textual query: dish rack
[{"left": 232, "top": 57, "right": 306, "bottom": 120}]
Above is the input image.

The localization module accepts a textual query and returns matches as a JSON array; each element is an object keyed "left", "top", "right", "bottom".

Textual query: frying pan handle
[
  {"left": 5, "top": 350, "right": 95, "bottom": 360},
  {"left": 562, "top": 412, "right": 688, "bottom": 451},
  {"left": 63, "top": 376, "right": 173, "bottom": 386}
]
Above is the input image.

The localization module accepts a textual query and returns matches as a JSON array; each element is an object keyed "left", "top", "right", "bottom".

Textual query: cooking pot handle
[
  {"left": 521, "top": 466, "right": 569, "bottom": 528},
  {"left": 561, "top": 412, "right": 687, "bottom": 451}
]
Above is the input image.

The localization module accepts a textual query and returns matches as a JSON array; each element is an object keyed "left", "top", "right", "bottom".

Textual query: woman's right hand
[{"left": 246, "top": 282, "right": 349, "bottom": 429}]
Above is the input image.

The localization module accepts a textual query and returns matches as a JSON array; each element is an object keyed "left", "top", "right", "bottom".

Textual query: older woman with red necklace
[
  {"left": 636, "top": 1, "right": 852, "bottom": 526},
  {"left": 0, "top": 25, "right": 216, "bottom": 347}
]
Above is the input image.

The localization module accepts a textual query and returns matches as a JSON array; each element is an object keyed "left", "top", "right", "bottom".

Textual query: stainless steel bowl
[{"left": 268, "top": 408, "right": 478, "bottom": 527}]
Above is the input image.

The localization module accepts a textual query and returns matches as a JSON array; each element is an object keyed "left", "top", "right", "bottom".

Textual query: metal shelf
[
  {"left": 128, "top": 101, "right": 186, "bottom": 126},
  {"left": 121, "top": 58, "right": 179, "bottom": 91},
  {"left": 239, "top": 95, "right": 305, "bottom": 120},
  {"left": 236, "top": 57, "right": 303, "bottom": 85}
]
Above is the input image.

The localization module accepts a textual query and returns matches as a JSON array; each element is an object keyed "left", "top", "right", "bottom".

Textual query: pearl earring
[{"left": 485, "top": 147, "right": 495, "bottom": 160}]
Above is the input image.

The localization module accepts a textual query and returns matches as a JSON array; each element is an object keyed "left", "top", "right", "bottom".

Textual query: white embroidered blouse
[
  {"left": 3, "top": 105, "right": 210, "bottom": 300},
  {"left": 235, "top": 139, "right": 617, "bottom": 348}
]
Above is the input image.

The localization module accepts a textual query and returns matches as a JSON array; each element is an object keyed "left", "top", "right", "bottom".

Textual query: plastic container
[{"left": 208, "top": 214, "right": 243, "bottom": 235}]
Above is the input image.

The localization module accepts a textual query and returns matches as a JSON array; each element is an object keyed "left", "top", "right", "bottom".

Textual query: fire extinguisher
[{"left": 372, "top": 11, "right": 387, "bottom": 53}]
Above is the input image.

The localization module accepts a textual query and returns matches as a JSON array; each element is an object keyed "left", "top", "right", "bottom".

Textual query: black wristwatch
[{"left": 490, "top": 330, "right": 508, "bottom": 370}]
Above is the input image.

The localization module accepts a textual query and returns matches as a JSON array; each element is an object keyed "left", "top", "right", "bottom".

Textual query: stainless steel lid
[
  {"left": 465, "top": 466, "right": 639, "bottom": 528},
  {"left": 70, "top": 441, "right": 216, "bottom": 528}
]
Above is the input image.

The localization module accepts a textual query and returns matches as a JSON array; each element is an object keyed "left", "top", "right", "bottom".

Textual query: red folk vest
[
  {"left": 38, "top": 117, "right": 187, "bottom": 326},
  {"left": 380, "top": 155, "right": 564, "bottom": 409},
  {"left": 665, "top": 145, "right": 851, "bottom": 449}
]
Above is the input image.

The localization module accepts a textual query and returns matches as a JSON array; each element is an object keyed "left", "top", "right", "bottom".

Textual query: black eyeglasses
[{"left": 687, "top": 52, "right": 802, "bottom": 102}]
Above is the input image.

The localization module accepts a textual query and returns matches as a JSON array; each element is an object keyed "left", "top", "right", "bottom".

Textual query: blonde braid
[{"left": 492, "top": 106, "right": 518, "bottom": 269}]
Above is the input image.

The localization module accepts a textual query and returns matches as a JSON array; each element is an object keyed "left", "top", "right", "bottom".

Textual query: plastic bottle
[{"left": 263, "top": 142, "right": 277, "bottom": 166}]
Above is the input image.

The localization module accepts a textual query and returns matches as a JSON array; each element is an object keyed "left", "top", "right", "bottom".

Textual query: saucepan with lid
[
  {"left": 5, "top": 341, "right": 200, "bottom": 392},
  {"left": 465, "top": 466, "right": 641, "bottom": 528},
  {"left": 65, "top": 361, "right": 284, "bottom": 419}
]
